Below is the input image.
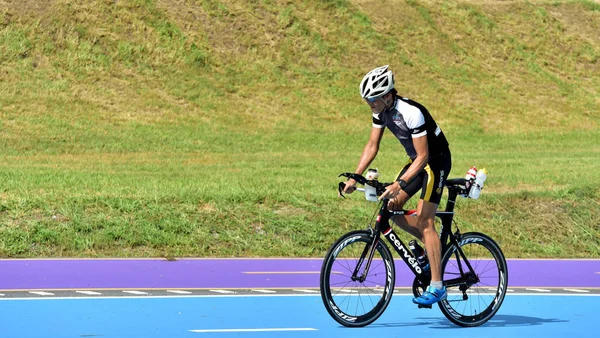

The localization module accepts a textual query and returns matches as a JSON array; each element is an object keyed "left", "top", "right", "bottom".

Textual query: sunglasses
[{"left": 365, "top": 96, "right": 382, "bottom": 103}]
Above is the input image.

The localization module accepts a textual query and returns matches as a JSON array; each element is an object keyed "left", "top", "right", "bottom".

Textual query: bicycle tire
[
  {"left": 320, "top": 230, "right": 395, "bottom": 327},
  {"left": 439, "top": 232, "right": 508, "bottom": 327}
]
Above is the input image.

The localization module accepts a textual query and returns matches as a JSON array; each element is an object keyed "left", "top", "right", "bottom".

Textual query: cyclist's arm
[
  {"left": 345, "top": 127, "right": 384, "bottom": 191},
  {"left": 354, "top": 127, "right": 384, "bottom": 174},
  {"left": 398, "top": 135, "right": 429, "bottom": 184}
]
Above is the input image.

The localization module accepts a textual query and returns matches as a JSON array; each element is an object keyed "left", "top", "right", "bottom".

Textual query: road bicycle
[{"left": 319, "top": 172, "right": 508, "bottom": 327}]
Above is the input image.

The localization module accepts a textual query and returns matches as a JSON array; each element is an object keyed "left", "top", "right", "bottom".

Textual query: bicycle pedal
[{"left": 417, "top": 304, "right": 432, "bottom": 309}]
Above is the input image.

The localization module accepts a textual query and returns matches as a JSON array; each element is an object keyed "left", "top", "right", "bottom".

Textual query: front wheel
[
  {"left": 320, "top": 230, "right": 395, "bottom": 327},
  {"left": 439, "top": 232, "right": 508, "bottom": 327}
]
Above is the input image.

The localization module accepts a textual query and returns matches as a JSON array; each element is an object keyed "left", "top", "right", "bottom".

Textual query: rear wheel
[
  {"left": 320, "top": 230, "right": 395, "bottom": 327},
  {"left": 439, "top": 232, "right": 508, "bottom": 327}
]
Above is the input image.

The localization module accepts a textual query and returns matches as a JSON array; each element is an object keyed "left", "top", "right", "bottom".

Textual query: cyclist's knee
[{"left": 416, "top": 216, "right": 435, "bottom": 231}]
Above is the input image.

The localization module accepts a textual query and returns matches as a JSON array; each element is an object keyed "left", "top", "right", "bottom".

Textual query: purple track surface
[{"left": 1, "top": 258, "right": 598, "bottom": 290}]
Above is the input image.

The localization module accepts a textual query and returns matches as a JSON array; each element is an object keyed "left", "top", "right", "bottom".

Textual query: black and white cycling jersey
[{"left": 372, "top": 96, "right": 449, "bottom": 160}]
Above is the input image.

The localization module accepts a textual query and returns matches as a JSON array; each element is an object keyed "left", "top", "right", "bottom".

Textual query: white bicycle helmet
[{"left": 359, "top": 65, "right": 395, "bottom": 101}]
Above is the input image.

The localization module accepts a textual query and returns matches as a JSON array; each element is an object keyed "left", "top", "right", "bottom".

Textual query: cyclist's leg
[
  {"left": 415, "top": 199, "right": 441, "bottom": 281},
  {"left": 389, "top": 163, "right": 423, "bottom": 241},
  {"left": 412, "top": 199, "right": 445, "bottom": 305},
  {"left": 412, "top": 153, "right": 452, "bottom": 305},
  {"left": 415, "top": 153, "right": 451, "bottom": 284}
]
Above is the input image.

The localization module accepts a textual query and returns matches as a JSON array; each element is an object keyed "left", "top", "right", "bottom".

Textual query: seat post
[{"left": 444, "top": 190, "right": 458, "bottom": 213}]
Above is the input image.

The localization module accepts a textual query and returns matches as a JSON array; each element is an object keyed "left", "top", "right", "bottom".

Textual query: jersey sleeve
[
  {"left": 372, "top": 113, "right": 384, "bottom": 129},
  {"left": 404, "top": 106, "right": 426, "bottom": 138}
]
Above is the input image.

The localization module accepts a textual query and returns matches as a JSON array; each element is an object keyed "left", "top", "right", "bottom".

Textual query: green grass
[{"left": 0, "top": 0, "right": 598, "bottom": 258}]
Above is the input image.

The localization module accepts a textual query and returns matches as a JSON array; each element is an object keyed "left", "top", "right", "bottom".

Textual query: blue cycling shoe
[{"left": 412, "top": 285, "right": 447, "bottom": 306}]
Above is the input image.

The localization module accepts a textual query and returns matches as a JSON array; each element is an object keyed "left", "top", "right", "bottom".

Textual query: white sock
[{"left": 430, "top": 281, "right": 443, "bottom": 289}]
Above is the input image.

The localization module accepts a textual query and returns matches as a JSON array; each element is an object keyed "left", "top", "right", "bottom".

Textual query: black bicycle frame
[{"left": 354, "top": 183, "right": 478, "bottom": 287}]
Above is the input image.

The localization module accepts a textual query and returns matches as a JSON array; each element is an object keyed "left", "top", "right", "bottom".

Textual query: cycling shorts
[{"left": 395, "top": 151, "right": 452, "bottom": 205}]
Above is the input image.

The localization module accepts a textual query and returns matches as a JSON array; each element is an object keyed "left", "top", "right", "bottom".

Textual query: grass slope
[{"left": 0, "top": 0, "right": 598, "bottom": 258}]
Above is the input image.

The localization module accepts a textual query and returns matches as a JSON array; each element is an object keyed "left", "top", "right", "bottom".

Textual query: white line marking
[
  {"left": 29, "top": 291, "right": 54, "bottom": 296},
  {"left": 526, "top": 288, "right": 551, "bottom": 292},
  {"left": 209, "top": 290, "right": 235, "bottom": 294},
  {"left": 0, "top": 293, "right": 4, "bottom": 296},
  {"left": 253, "top": 289, "right": 276, "bottom": 294},
  {"left": 292, "top": 289, "right": 318, "bottom": 293},
  {"left": 0, "top": 293, "right": 598, "bottom": 302},
  {"left": 189, "top": 328, "right": 317, "bottom": 333},
  {"left": 122, "top": 291, "right": 148, "bottom": 295},
  {"left": 487, "top": 288, "right": 515, "bottom": 292},
  {"left": 563, "top": 288, "right": 590, "bottom": 293},
  {"left": 76, "top": 291, "right": 102, "bottom": 295},
  {"left": 167, "top": 290, "right": 192, "bottom": 294}
]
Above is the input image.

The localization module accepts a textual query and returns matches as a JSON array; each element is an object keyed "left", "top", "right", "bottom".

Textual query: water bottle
[
  {"left": 365, "top": 168, "right": 380, "bottom": 181},
  {"left": 408, "top": 240, "right": 430, "bottom": 271},
  {"left": 462, "top": 166, "right": 477, "bottom": 197},
  {"left": 468, "top": 168, "right": 488, "bottom": 199},
  {"left": 364, "top": 168, "right": 379, "bottom": 202},
  {"left": 464, "top": 166, "right": 477, "bottom": 188}
]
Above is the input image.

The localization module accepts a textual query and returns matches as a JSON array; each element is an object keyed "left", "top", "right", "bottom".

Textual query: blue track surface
[{"left": 1, "top": 294, "right": 597, "bottom": 338}]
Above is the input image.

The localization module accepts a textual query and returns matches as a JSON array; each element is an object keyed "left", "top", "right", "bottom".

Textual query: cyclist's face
[{"left": 366, "top": 92, "right": 393, "bottom": 114}]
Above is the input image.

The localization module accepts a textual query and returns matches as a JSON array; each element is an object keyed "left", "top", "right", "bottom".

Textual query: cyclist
[{"left": 341, "top": 65, "right": 452, "bottom": 306}]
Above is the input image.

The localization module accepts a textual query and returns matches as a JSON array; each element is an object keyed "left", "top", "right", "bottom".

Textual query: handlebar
[
  {"left": 338, "top": 173, "right": 475, "bottom": 199},
  {"left": 337, "top": 173, "right": 391, "bottom": 199}
]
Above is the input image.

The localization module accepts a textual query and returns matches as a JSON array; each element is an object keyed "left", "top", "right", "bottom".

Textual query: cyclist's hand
[
  {"left": 379, "top": 181, "right": 401, "bottom": 201},
  {"left": 340, "top": 179, "right": 357, "bottom": 197},
  {"left": 388, "top": 197, "right": 403, "bottom": 210}
]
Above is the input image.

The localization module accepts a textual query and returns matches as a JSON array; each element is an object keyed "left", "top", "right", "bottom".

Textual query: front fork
[
  {"left": 351, "top": 227, "right": 381, "bottom": 283},
  {"left": 351, "top": 204, "right": 389, "bottom": 282}
]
